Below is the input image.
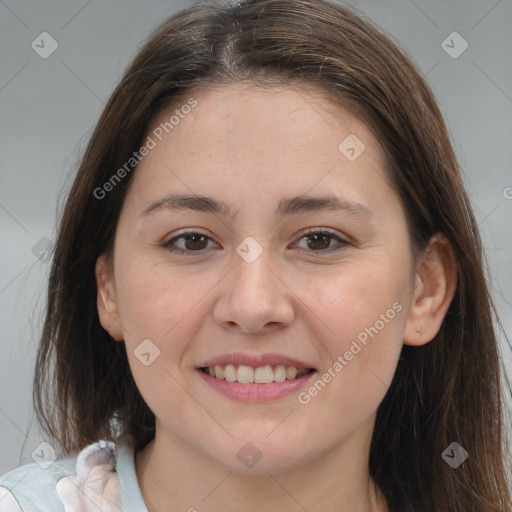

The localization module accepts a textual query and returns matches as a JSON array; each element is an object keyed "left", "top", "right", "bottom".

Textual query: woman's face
[{"left": 98, "top": 83, "right": 418, "bottom": 472}]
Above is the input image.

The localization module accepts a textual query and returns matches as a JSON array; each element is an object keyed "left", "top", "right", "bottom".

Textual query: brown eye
[
  {"left": 305, "top": 233, "right": 332, "bottom": 251},
  {"left": 181, "top": 234, "right": 209, "bottom": 251},
  {"left": 295, "top": 228, "right": 348, "bottom": 253},
  {"left": 163, "top": 232, "right": 217, "bottom": 254}
]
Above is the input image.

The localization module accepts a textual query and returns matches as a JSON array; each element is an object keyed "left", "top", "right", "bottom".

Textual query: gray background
[{"left": 1, "top": 0, "right": 511, "bottom": 474}]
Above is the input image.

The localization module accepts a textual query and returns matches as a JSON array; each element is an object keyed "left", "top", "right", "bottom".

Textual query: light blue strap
[{"left": 115, "top": 439, "right": 149, "bottom": 512}]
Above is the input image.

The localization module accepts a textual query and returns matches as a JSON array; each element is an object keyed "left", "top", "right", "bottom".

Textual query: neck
[{"left": 135, "top": 421, "right": 389, "bottom": 512}]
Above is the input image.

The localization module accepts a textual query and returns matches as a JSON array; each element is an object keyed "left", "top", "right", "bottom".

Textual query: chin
[{"left": 205, "top": 433, "right": 316, "bottom": 475}]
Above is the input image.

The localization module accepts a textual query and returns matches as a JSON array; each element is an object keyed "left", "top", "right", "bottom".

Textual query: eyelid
[
  {"left": 164, "top": 227, "right": 212, "bottom": 240},
  {"left": 163, "top": 227, "right": 215, "bottom": 242},
  {"left": 299, "top": 226, "right": 344, "bottom": 238}
]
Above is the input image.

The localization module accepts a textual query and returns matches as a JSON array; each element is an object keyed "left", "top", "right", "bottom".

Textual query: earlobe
[
  {"left": 403, "top": 234, "right": 457, "bottom": 346},
  {"left": 95, "top": 254, "right": 124, "bottom": 341}
]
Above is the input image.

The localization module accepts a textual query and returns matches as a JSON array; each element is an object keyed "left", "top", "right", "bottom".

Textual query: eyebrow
[{"left": 139, "top": 193, "right": 374, "bottom": 221}]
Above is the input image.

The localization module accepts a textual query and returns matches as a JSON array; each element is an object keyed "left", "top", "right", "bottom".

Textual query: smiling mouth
[{"left": 199, "top": 364, "right": 315, "bottom": 384}]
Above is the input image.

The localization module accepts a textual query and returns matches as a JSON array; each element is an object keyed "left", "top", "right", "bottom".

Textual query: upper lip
[{"left": 199, "top": 352, "right": 315, "bottom": 370}]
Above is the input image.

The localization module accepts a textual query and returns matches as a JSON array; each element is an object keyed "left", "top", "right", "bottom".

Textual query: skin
[{"left": 96, "top": 83, "right": 456, "bottom": 512}]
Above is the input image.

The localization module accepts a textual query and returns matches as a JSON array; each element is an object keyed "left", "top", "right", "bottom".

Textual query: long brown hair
[{"left": 34, "top": 1, "right": 511, "bottom": 510}]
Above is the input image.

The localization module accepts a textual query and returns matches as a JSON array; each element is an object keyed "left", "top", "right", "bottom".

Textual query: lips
[
  {"left": 200, "top": 352, "right": 314, "bottom": 370},
  {"left": 197, "top": 352, "right": 316, "bottom": 400},
  {"left": 197, "top": 367, "right": 317, "bottom": 402}
]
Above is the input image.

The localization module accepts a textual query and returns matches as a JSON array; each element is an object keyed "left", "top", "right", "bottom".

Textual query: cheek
[
  {"left": 296, "top": 257, "right": 409, "bottom": 413},
  {"left": 300, "top": 254, "right": 410, "bottom": 346},
  {"left": 297, "top": 279, "right": 405, "bottom": 432},
  {"left": 113, "top": 255, "right": 224, "bottom": 389},
  {"left": 113, "top": 257, "right": 208, "bottom": 414},
  {"left": 114, "top": 255, "right": 204, "bottom": 338}
]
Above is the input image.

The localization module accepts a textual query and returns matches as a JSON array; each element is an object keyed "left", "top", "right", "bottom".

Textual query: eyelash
[{"left": 161, "top": 228, "right": 349, "bottom": 255}]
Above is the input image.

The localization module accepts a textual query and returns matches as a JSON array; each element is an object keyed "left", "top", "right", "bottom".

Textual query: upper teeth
[{"left": 206, "top": 364, "right": 311, "bottom": 384}]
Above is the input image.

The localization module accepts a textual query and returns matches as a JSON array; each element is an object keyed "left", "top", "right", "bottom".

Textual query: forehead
[
  {"left": 150, "top": 82, "right": 374, "bottom": 152},
  {"left": 127, "top": 83, "right": 391, "bottom": 215}
]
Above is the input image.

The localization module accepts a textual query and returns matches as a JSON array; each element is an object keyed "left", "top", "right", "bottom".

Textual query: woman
[{"left": 1, "top": 0, "right": 510, "bottom": 511}]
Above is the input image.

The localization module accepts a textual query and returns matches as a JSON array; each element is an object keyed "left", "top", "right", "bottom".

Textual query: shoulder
[
  {"left": 0, "top": 455, "right": 75, "bottom": 511},
  {"left": 0, "top": 440, "right": 121, "bottom": 512}
]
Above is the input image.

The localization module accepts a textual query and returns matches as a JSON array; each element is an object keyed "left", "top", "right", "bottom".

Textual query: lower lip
[{"left": 197, "top": 369, "right": 317, "bottom": 402}]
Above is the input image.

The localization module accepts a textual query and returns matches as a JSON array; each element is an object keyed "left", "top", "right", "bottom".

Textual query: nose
[{"left": 213, "top": 244, "right": 295, "bottom": 334}]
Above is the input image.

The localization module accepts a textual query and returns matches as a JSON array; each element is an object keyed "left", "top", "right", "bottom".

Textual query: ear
[
  {"left": 403, "top": 234, "right": 457, "bottom": 346},
  {"left": 95, "top": 254, "right": 124, "bottom": 341}
]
